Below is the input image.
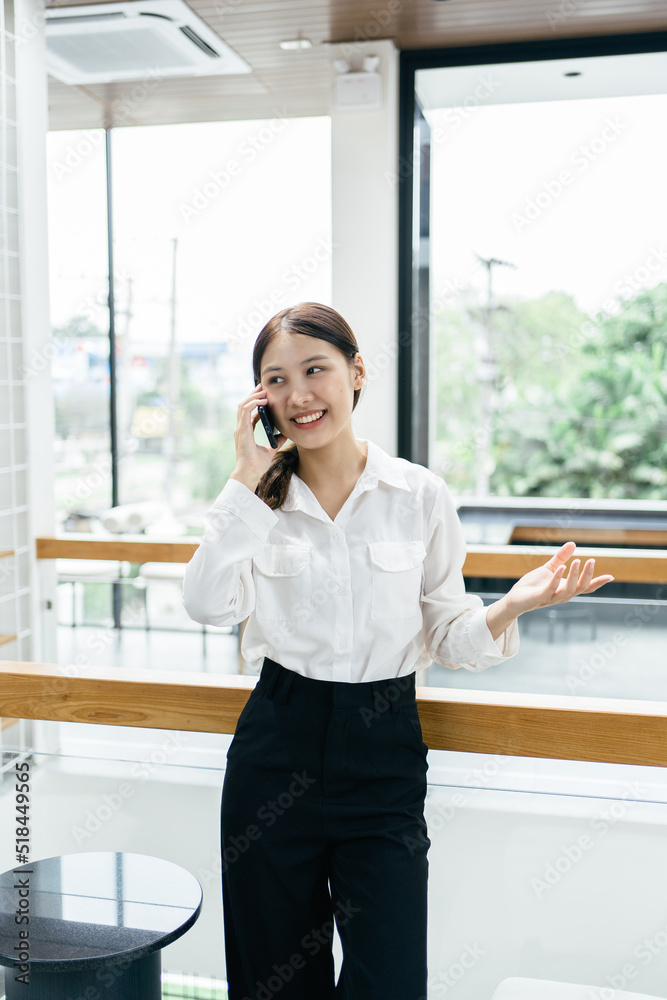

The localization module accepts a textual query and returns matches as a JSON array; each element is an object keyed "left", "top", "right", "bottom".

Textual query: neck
[{"left": 296, "top": 434, "right": 368, "bottom": 489}]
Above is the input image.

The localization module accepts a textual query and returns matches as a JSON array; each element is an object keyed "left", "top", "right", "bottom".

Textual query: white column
[
  {"left": 15, "top": 0, "right": 58, "bottom": 672},
  {"left": 328, "top": 39, "right": 400, "bottom": 456}
]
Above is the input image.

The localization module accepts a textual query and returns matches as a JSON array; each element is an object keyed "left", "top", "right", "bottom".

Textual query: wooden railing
[
  {"left": 510, "top": 526, "right": 667, "bottom": 548},
  {"left": 0, "top": 537, "right": 660, "bottom": 766},
  {"left": 34, "top": 535, "right": 667, "bottom": 584},
  {"left": 2, "top": 661, "right": 667, "bottom": 767}
]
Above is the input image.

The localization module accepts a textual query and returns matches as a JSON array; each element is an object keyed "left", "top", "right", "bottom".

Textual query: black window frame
[{"left": 397, "top": 30, "right": 667, "bottom": 466}]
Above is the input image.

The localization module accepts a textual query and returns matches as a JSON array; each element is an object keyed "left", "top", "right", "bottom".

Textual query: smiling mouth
[{"left": 292, "top": 410, "right": 327, "bottom": 426}]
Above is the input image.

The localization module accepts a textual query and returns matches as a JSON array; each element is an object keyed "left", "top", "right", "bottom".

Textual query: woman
[{"left": 182, "top": 302, "right": 613, "bottom": 1000}]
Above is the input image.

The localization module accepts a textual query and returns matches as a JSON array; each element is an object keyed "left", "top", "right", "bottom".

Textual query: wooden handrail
[
  {"left": 463, "top": 544, "right": 667, "bottom": 584},
  {"left": 36, "top": 535, "right": 198, "bottom": 564},
  {"left": 510, "top": 526, "right": 667, "bottom": 547},
  {"left": 34, "top": 537, "right": 667, "bottom": 584},
  {"left": 2, "top": 662, "right": 667, "bottom": 767}
]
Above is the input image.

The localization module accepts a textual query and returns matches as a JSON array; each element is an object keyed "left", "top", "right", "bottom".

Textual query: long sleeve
[
  {"left": 182, "top": 478, "right": 279, "bottom": 626},
  {"left": 421, "top": 478, "right": 519, "bottom": 672}
]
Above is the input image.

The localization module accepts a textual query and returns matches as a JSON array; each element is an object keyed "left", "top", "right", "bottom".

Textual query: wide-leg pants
[{"left": 220, "top": 656, "right": 431, "bottom": 1000}]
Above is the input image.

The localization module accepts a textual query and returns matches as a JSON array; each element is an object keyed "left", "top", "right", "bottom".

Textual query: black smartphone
[
  {"left": 257, "top": 404, "right": 278, "bottom": 449},
  {"left": 254, "top": 379, "right": 279, "bottom": 449}
]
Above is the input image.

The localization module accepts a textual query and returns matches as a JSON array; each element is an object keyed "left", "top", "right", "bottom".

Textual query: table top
[{"left": 0, "top": 852, "right": 202, "bottom": 971}]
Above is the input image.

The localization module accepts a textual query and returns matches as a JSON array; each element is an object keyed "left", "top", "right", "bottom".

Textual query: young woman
[{"left": 182, "top": 302, "right": 614, "bottom": 1000}]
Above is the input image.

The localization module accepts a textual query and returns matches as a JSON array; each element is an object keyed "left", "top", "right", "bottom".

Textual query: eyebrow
[{"left": 261, "top": 354, "right": 330, "bottom": 375}]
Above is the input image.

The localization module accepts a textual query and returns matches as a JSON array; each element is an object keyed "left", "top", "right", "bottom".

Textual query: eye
[{"left": 268, "top": 367, "right": 324, "bottom": 384}]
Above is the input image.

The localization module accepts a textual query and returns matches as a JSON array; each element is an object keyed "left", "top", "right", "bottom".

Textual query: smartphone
[{"left": 254, "top": 379, "right": 279, "bottom": 449}]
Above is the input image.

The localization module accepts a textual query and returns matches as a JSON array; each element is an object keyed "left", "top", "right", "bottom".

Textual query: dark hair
[{"left": 252, "top": 302, "right": 364, "bottom": 511}]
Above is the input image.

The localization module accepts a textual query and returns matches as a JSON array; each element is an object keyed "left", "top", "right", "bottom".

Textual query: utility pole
[
  {"left": 474, "top": 254, "right": 517, "bottom": 497},
  {"left": 164, "top": 238, "right": 179, "bottom": 509}
]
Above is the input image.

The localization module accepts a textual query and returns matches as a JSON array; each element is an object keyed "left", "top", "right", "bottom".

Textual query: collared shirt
[{"left": 182, "top": 438, "right": 519, "bottom": 683}]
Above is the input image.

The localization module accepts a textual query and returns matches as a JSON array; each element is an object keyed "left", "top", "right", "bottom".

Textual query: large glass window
[
  {"left": 46, "top": 129, "right": 110, "bottom": 527},
  {"left": 416, "top": 53, "right": 667, "bottom": 501},
  {"left": 404, "top": 46, "right": 667, "bottom": 701},
  {"left": 47, "top": 116, "right": 332, "bottom": 533}
]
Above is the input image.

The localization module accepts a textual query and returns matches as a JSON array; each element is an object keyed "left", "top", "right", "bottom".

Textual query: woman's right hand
[{"left": 231, "top": 383, "right": 290, "bottom": 487}]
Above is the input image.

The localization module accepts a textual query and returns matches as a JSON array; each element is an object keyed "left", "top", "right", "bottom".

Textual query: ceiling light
[{"left": 279, "top": 38, "right": 312, "bottom": 50}]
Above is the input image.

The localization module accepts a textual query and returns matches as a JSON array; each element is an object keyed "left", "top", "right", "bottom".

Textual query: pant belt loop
[
  {"left": 390, "top": 679, "right": 400, "bottom": 713},
  {"left": 369, "top": 681, "right": 379, "bottom": 718},
  {"left": 276, "top": 670, "right": 295, "bottom": 705},
  {"left": 264, "top": 662, "right": 280, "bottom": 700}
]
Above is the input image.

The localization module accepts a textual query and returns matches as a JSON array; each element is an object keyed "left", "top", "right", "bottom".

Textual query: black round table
[{"left": 0, "top": 852, "right": 202, "bottom": 999}]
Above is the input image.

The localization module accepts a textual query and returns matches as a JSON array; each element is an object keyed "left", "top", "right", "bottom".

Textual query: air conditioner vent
[
  {"left": 45, "top": 0, "right": 251, "bottom": 84},
  {"left": 179, "top": 24, "right": 219, "bottom": 58}
]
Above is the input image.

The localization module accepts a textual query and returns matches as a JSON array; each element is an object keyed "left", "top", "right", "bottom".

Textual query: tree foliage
[{"left": 434, "top": 282, "right": 667, "bottom": 499}]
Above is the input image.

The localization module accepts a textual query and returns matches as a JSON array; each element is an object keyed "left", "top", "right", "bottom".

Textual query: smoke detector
[{"left": 44, "top": 0, "right": 252, "bottom": 84}]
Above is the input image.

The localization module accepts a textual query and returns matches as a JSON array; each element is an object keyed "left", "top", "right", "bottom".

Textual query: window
[{"left": 47, "top": 116, "right": 332, "bottom": 532}]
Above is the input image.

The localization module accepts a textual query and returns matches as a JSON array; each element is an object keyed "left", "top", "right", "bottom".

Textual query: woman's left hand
[{"left": 504, "top": 541, "right": 615, "bottom": 618}]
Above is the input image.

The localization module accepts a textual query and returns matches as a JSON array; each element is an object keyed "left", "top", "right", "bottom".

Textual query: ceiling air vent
[{"left": 45, "top": 0, "right": 252, "bottom": 84}]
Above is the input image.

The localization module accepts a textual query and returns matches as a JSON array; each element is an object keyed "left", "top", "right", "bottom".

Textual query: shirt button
[{"left": 338, "top": 588, "right": 345, "bottom": 596}]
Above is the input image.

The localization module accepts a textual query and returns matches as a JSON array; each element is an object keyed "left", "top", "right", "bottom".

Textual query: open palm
[{"left": 505, "top": 541, "right": 615, "bottom": 618}]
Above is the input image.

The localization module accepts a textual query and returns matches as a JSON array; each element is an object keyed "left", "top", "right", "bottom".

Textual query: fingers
[
  {"left": 545, "top": 563, "right": 566, "bottom": 599},
  {"left": 543, "top": 540, "right": 576, "bottom": 574},
  {"left": 553, "top": 557, "right": 615, "bottom": 603},
  {"left": 559, "top": 557, "right": 582, "bottom": 601},
  {"left": 581, "top": 574, "right": 615, "bottom": 594},
  {"left": 240, "top": 384, "right": 268, "bottom": 423}
]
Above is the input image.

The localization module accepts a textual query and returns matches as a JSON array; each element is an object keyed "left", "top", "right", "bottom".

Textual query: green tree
[
  {"left": 434, "top": 283, "right": 667, "bottom": 499},
  {"left": 490, "top": 283, "right": 667, "bottom": 498},
  {"left": 433, "top": 289, "right": 590, "bottom": 494}
]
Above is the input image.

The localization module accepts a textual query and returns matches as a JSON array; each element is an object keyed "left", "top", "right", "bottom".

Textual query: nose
[{"left": 287, "top": 379, "right": 314, "bottom": 407}]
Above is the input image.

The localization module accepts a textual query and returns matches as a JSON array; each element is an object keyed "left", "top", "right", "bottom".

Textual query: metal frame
[{"left": 397, "top": 30, "right": 667, "bottom": 464}]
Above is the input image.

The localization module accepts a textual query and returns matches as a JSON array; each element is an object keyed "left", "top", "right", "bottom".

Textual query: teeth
[{"left": 294, "top": 410, "right": 325, "bottom": 424}]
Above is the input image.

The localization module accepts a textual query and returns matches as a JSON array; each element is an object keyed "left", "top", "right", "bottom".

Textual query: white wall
[
  {"left": 328, "top": 39, "right": 400, "bottom": 457},
  {"left": 14, "top": 0, "right": 57, "bottom": 661}
]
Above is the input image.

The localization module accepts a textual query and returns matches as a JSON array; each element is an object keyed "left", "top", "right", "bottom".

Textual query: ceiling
[
  {"left": 416, "top": 50, "right": 667, "bottom": 108},
  {"left": 45, "top": 0, "right": 667, "bottom": 130}
]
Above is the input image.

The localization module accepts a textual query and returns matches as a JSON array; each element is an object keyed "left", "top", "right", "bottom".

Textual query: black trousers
[{"left": 220, "top": 656, "right": 431, "bottom": 1000}]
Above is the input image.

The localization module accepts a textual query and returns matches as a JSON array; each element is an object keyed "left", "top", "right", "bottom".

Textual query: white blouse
[{"left": 182, "top": 438, "right": 520, "bottom": 683}]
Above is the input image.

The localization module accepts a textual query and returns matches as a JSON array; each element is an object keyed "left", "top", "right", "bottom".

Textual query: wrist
[
  {"left": 485, "top": 596, "right": 519, "bottom": 642},
  {"left": 229, "top": 469, "right": 260, "bottom": 493}
]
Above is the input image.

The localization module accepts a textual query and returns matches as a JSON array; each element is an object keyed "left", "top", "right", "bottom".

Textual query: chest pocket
[
  {"left": 368, "top": 540, "right": 426, "bottom": 620},
  {"left": 252, "top": 544, "right": 314, "bottom": 622}
]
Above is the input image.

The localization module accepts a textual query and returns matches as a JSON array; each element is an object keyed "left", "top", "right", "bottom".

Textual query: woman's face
[{"left": 259, "top": 332, "right": 363, "bottom": 446}]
